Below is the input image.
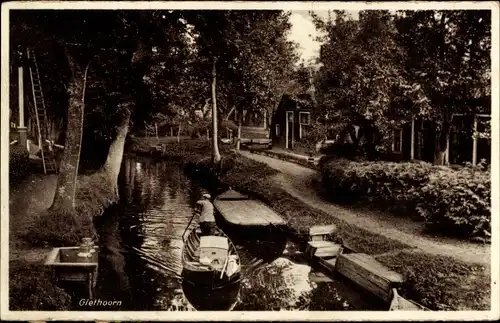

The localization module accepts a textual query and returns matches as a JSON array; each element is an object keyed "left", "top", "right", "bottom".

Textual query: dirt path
[
  {"left": 238, "top": 150, "right": 490, "bottom": 266},
  {"left": 9, "top": 173, "right": 58, "bottom": 263}
]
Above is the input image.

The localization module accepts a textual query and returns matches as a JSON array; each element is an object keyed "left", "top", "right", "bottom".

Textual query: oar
[
  {"left": 182, "top": 213, "right": 197, "bottom": 242},
  {"left": 220, "top": 252, "right": 230, "bottom": 279}
]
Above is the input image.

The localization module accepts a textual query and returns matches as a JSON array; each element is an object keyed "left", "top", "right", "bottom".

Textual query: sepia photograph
[{"left": 1, "top": 1, "right": 498, "bottom": 321}]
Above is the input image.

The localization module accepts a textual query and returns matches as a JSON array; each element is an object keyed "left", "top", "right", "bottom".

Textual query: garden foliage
[
  {"left": 320, "top": 158, "right": 491, "bottom": 241},
  {"left": 9, "top": 144, "right": 30, "bottom": 183}
]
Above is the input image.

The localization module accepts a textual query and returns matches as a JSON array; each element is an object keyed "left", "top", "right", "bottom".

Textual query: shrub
[
  {"left": 9, "top": 144, "right": 30, "bottom": 183},
  {"left": 320, "top": 158, "right": 491, "bottom": 241},
  {"left": 10, "top": 261, "right": 72, "bottom": 310},
  {"left": 416, "top": 167, "right": 491, "bottom": 242},
  {"left": 320, "top": 159, "right": 433, "bottom": 208}
]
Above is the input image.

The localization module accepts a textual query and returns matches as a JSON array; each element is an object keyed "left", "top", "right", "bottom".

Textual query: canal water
[{"left": 91, "top": 156, "right": 383, "bottom": 311}]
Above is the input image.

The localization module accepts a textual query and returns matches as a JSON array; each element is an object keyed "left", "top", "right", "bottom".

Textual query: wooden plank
[
  {"left": 336, "top": 253, "right": 403, "bottom": 302},
  {"left": 315, "top": 245, "right": 342, "bottom": 258},
  {"left": 348, "top": 253, "right": 403, "bottom": 285},
  {"left": 309, "top": 271, "right": 334, "bottom": 283},
  {"left": 318, "top": 257, "right": 337, "bottom": 273},
  {"left": 309, "top": 224, "right": 336, "bottom": 236},
  {"left": 311, "top": 235, "right": 325, "bottom": 241},
  {"left": 306, "top": 241, "right": 341, "bottom": 259},
  {"left": 308, "top": 241, "right": 338, "bottom": 248},
  {"left": 337, "top": 260, "right": 392, "bottom": 303},
  {"left": 44, "top": 248, "right": 60, "bottom": 265},
  {"left": 340, "top": 254, "right": 402, "bottom": 290}
]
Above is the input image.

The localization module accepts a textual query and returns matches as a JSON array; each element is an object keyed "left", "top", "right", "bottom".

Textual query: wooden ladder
[{"left": 27, "top": 48, "right": 57, "bottom": 174}]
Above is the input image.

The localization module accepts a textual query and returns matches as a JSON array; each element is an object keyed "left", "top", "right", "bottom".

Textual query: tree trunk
[
  {"left": 211, "top": 58, "right": 221, "bottom": 165},
  {"left": 177, "top": 124, "right": 181, "bottom": 143},
  {"left": 236, "top": 107, "right": 242, "bottom": 151},
  {"left": 225, "top": 105, "right": 235, "bottom": 121},
  {"left": 100, "top": 36, "right": 148, "bottom": 195},
  {"left": 51, "top": 54, "right": 88, "bottom": 212},
  {"left": 434, "top": 121, "right": 451, "bottom": 165},
  {"left": 103, "top": 105, "right": 132, "bottom": 196}
]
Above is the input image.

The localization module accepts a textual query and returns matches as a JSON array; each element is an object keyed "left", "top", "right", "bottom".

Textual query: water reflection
[{"left": 93, "top": 157, "right": 380, "bottom": 311}]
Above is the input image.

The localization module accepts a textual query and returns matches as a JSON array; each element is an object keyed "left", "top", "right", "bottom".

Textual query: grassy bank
[
  {"left": 9, "top": 169, "right": 117, "bottom": 310},
  {"left": 127, "top": 135, "right": 233, "bottom": 163},
  {"left": 129, "top": 138, "right": 490, "bottom": 310}
]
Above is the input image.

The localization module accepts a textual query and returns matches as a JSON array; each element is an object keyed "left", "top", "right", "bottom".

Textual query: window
[
  {"left": 276, "top": 124, "right": 280, "bottom": 137},
  {"left": 299, "top": 112, "right": 311, "bottom": 125},
  {"left": 300, "top": 125, "right": 308, "bottom": 139},
  {"left": 299, "top": 112, "right": 311, "bottom": 139},
  {"left": 392, "top": 128, "right": 403, "bottom": 153}
]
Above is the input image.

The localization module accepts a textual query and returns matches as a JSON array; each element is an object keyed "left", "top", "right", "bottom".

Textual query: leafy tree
[
  {"left": 395, "top": 10, "right": 491, "bottom": 164},
  {"left": 10, "top": 10, "right": 189, "bottom": 209},
  {"left": 185, "top": 10, "right": 298, "bottom": 160},
  {"left": 313, "top": 10, "right": 490, "bottom": 163},
  {"left": 314, "top": 11, "right": 427, "bottom": 155}
]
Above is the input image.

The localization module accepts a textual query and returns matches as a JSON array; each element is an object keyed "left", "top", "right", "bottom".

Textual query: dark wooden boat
[
  {"left": 181, "top": 226, "right": 241, "bottom": 310},
  {"left": 214, "top": 189, "right": 286, "bottom": 227},
  {"left": 213, "top": 189, "right": 288, "bottom": 260}
]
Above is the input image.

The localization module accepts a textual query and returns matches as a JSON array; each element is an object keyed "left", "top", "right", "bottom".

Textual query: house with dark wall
[
  {"left": 387, "top": 113, "right": 491, "bottom": 165},
  {"left": 270, "top": 94, "right": 313, "bottom": 150}
]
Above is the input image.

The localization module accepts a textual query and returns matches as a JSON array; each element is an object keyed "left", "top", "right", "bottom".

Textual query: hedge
[
  {"left": 10, "top": 260, "right": 72, "bottom": 310},
  {"left": 9, "top": 144, "right": 30, "bottom": 183},
  {"left": 319, "top": 158, "right": 491, "bottom": 242},
  {"left": 416, "top": 166, "right": 491, "bottom": 242}
]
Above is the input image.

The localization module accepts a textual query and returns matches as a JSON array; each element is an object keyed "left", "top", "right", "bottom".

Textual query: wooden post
[
  {"left": 263, "top": 109, "right": 267, "bottom": 129},
  {"left": 155, "top": 122, "right": 159, "bottom": 143},
  {"left": 472, "top": 115, "right": 478, "bottom": 166},
  {"left": 170, "top": 127, "right": 173, "bottom": 137},
  {"left": 18, "top": 66, "right": 27, "bottom": 149},
  {"left": 410, "top": 116, "right": 415, "bottom": 160},
  {"left": 445, "top": 136, "right": 450, "bottom": 165},
  {"left": 18, "top": 67, "right": 24, "bottom": 128},
  {"left": 285, "top": 113, "right": 289, "bottom": 149}
]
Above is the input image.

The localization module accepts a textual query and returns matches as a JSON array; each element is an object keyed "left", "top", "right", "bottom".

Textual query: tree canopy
[{"left": 313, "top": 10, "right": 491, "bottom": 157}]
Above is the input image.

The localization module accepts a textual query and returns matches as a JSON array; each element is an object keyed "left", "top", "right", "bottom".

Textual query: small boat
[
  {"left": 213, "top": 189, "right": 288, "bottom": 260},
  {"left": 214, "top": 189, "right": 286, "bottom": 227},
  {"left": 181, "top": 225, "right": 241, "bottom": 310}
]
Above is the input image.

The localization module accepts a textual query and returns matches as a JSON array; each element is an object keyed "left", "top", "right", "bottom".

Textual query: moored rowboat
[
  {"left": 214, "top": 189, "right": 286, "bottom": 227},
  {"left": 213, "top": 189, "right": 288, "bottom": 260}
]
